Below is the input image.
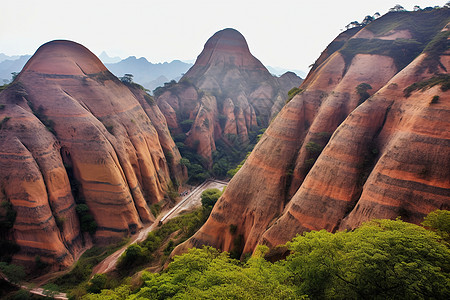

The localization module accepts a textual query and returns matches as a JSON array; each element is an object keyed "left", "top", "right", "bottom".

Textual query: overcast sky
[{"left": 0, "top": 0, "right": 448, "bottom": 73}]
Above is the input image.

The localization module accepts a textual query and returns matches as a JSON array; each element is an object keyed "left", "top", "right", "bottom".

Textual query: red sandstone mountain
[
  {"left": 175, "top": 9, "right": 450, "bottom": 257},
  {"left": 0, "top": 40, "right": 186, "bottom": 268},
  {"left": 155, "top": 28, "right": 302, "bottom": 166}
]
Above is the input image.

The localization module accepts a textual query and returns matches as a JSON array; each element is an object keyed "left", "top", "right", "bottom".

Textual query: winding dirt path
[{"left": 92, "top": 179, "right": 227, "bottom": 275}]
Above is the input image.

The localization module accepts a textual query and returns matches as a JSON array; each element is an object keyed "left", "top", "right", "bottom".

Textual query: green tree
[
  {"left": 128, "top": 246, "right": 299, "bottom": 300},
  {"left": 422, "top": 209, "right": 450, "bottom": 241},
  {"left": 120, "top": 73, "right": 133, "bottom": 84},
  {"left": 286, "top": 218, "right": 450, "bottom": 299},
  {"left": 201, "top": 188, "right": 223, "bottom": 209},
  {"left": 0, "top": 262, "right": 25, "bottom": 284},
  {"left": 87, "top": 274, "right": 108, "bottom": 294},
  {"left": 286, "top": 87, "right": 302, "bottom": 103},
  {"left": 116, "top": 244, "right": 149, "bottom": 274}
]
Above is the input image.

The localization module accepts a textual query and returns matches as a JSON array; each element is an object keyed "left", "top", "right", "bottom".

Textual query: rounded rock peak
[
  {"left": 205, "top": 28, "right": 250, "bottom": 52},
  {"left": 22, "top": 40, "right": 107, "bottom": 76},
  {"left": 184, "top": 27, "right": 267, "bottom": 73}
]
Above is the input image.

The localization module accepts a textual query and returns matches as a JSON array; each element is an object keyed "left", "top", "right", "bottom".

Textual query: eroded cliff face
[
  {"left": 156, "top": 28, "right": 302, "bottom": 167},
  {"left": 0, "top": 40, "right": 186, "bottom": 268},
  {"left": 175, "top": 10, "right": 450, "bottom": 256}
]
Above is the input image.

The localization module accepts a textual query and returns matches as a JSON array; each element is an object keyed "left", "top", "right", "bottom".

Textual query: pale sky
[{"left": 0, "top": 0, "right": 448, "bottom": 73}]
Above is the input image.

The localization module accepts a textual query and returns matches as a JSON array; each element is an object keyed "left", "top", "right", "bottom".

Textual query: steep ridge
[
  {"left": 155, "top": 28, "right": 302, "bottom": 167},
  {"left": 174, "top": 9, "right": 450, "bottom": 256},
  {"left": 0, "top": 40, "right": 186, "bottom": 268}
]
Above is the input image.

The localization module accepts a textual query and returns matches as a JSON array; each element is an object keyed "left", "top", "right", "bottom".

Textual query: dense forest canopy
[{"left": 78, "top": 211, "right": 450, "bottom": 300}]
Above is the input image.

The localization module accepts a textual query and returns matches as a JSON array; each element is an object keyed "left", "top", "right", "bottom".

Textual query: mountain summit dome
[{"left": 21, "top": 40, "right": 107, "bottom": 76}]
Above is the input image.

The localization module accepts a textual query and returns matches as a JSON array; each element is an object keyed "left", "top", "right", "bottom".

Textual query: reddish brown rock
[
  {"left": 0, "top": 40, "right": 186, "bottom": 268},
  {"left": 174, "top": 10, "right": 450, "bottom": 257},
  {"left": 156, "top": 28, "right": 303, "bottom": 166}
]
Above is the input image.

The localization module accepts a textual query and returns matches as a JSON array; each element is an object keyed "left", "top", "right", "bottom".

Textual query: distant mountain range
[
  {"left": 267, "top": 65, "right": 306, "bottom": 77},
  {"left": 105, "top": 56, "right": 193, "bottom": 91},
  {"left": 98, "top": 51, "right": 121, "bottom": 64},
  {"left": 0, "top": 52, "right": 305, "bottom": 90},
  {"left": 0, "top": 55, "right": 31, "bottom": 84}
]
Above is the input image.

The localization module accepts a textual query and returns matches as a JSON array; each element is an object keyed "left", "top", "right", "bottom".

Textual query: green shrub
[
  {"left": 218, "top": 114, "right": 227, "bottom": 129},
  {"left": 0, "top": 262, "right": 25, "bottom": 284},
  {"left": 305, "top": 141, "right": 323, "bottom": 154},
  {"left": 180, "top": 119, "right": 194, "bottom": 132},
  {"left": 164, "top": 240, "right": 175, "bottom": 255},
  {"left": 422, "top": 30, "right": 450, "bottom": 72},
  {"left": 144, "top": 232, "right": 162, "bottom": 252},
  {"left": 201, "top": 188, "right": 223, "bottom": 209},
  {"left": 431, "top": 95, "right": 440, "bottom": 104},
  {"left": 76, "top": 204, "right": 97, "bottom": 235},
  {"left": 153, "top": 80, "right": 178, "bottom": 98},
  {"left": 116, "top": 244, "right": 150, "bottom": 274},
  {"left": 229, "top": 224, "right": 238, "bottom": 234},
  {"left": 53, "top": 240, "right": 128, "bottom": 291},
  {"left": 144, "top": 94, "right": 155, "bottom": 106},
  {"left": 87, "top": 274, "right": 107, "bottom": 294},
  {"left": 150, "top": 203, "right": 161, "bottom": 217},
  {"left": 0, "top": 116, "right": 10, "bottom": 129},
  {"left": 355, "top": 83, "right": 372, "bottom": 104},
  {"left": 422, "top": 209, "right": 450, "bottom": 241},
  {"left": 105, "top": 125, "right": 114, "bottom": 134},
  {"left": 403, "top": 74, "right": 450, "bottom": 97},
  {"left": 286, "top": 87, "right": 303, "bottom": 103}
]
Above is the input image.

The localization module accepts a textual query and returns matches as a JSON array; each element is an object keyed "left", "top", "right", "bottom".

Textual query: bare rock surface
[{"left": 0, "top": 40, "right": 186, "bottom": 268}]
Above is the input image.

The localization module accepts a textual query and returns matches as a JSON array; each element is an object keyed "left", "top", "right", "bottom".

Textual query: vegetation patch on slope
[
  {"left": 340, "top": 38, "right": 423, "bottom": 71},
  {"left": 403, "top": 74, "right": 450, "bottom": 97},
  {"left": 81, "top": 210, "right": 450, "bottom": 300},
  {"left": 365, "top": 8, "right": 450, "bottom": 43},
  {"left": 339, "top": 8, "right": 450, "bottom": 73}
]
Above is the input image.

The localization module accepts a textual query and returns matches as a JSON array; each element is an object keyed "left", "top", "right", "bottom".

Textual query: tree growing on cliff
[
  {"left": 120, "top": 73, "right": 134, "bottom": 84},
  {"left": 389, "top": 4, "right": 406, "bottom": 12},
  {"left": 356, "top": 82, "right": 372, "bottom": 104}
]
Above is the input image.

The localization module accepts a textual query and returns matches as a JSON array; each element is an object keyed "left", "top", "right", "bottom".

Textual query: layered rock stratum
[
  {"left": 155, "top": 28, "right": 303, "bottom": 166},
  {"left": 175, "top": 9, "right": 450, "bottom": 256},
  {"left": 0, "top": 40, "right": 185, "bottom": 268}
]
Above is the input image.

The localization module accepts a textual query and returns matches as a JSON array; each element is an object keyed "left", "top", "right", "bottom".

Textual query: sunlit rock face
[
  {"left": 174, "top": 10, "right": 450, "bottom": 257},
  {"left": 0, "top": 40, "right": 185, "bottom": 269}
]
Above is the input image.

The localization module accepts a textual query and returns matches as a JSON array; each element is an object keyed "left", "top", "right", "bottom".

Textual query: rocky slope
[
  {"left": 0, "top": 40, "right": 186, "bottom": 269},
  {"left": 155, "top": 28, "right": 303, "bottom": 167},
  {"left": 175, "top": 9, "right": 450, "bottom": 256}
]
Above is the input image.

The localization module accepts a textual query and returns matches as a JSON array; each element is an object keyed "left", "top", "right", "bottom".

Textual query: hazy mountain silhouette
[
  {"left": 0, "top": 54, "right": 31, "bottom": 83},
  {"left": 98, "top": 51, "right": 121, "bottom": 63},
  {"left": 105, "top": 57, "right": 193, "bottom": 90}
]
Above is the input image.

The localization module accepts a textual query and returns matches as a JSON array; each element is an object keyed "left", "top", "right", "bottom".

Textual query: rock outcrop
[
  {"left": 0, "top": 40, "right": 186, "bottom": 268},
  {"left": 175, "top": 9, "right": 450, "bottom": 256},
  {"left": 155, "top": 28, "right": 303, "bottom": 166}
]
